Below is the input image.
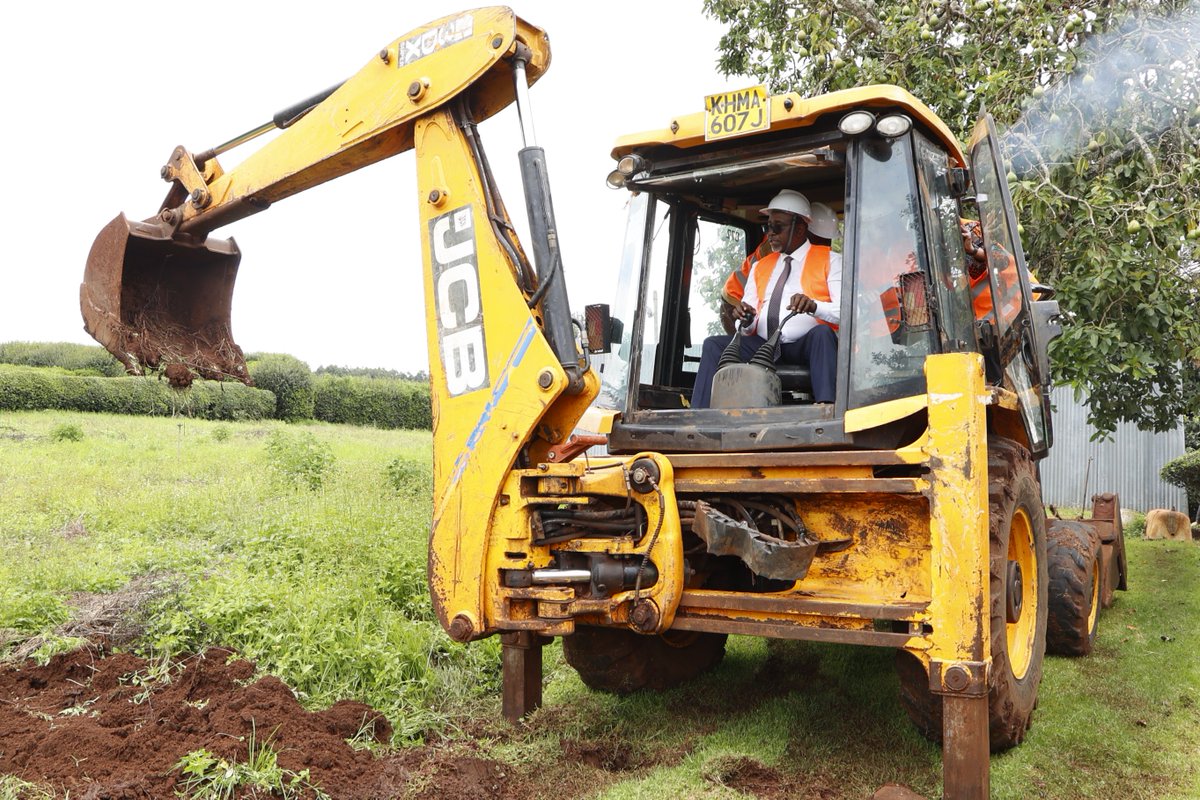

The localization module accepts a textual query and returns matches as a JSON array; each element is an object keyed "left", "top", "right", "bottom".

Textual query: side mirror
[{"left": 1029, "top": 299, "right": 1062, "bottom": 386}]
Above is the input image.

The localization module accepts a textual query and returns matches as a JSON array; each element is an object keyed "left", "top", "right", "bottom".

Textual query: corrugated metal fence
[{"left": 1040, "top": 388, "right": 1188, "bottom": 513}]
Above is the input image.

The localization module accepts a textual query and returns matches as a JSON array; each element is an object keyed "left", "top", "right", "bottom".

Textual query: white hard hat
[
  {"left": 760, "top": 189, "right": 812, "bottom": 220},
  {"left": 808, "top": 202, "right": 840, "bottom": 239}
]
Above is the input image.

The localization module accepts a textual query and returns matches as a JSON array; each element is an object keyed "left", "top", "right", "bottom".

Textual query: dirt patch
[
  {"left": 560, "top": 737, "right": 647, "bottom": 772},
  {"left": 0, "top": 641, "right": 880, "bottom": 799},
  {"left": 0, "top": 644, "right": 692, "bottom": 800},
  {"left": 0, "top": 645, "right": 526, "bottom": 799},
  {"left": 702, "top": 754, "right": 848, "bottom": 800},
  {"left": 704, "top": 754, "right": 783, "bottom": 792},
  {"left": 0, "top": 425, "right": 31, "bottom": 441},
  {"left": 57, "top": 516, "right": 90, "bottom": 540}
]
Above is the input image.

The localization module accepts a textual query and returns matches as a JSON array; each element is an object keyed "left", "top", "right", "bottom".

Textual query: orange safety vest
[
  {"left": 722, "top": 237, "right": 772, "bottom": 305},
  {"left": 881, "top": 286, "right": 902, "bottom": 334},
  {"left": 749, "top": 246, "right": 837, "bottom": 332},
  {"left": 970, "top": 245, "right": 1020, "bottom": 323},
  {"left": 868, "top": 249, "right": 918, "bottom": 335}
]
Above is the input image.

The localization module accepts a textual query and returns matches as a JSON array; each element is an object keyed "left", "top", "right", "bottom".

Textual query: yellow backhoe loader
[{"left": 81, "top": 8, "right": 1126, "bottom": 798}]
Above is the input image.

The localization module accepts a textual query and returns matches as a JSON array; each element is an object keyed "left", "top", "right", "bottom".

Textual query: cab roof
[{"left": 611, "top": 84, "right": 966, "bottom": 168}]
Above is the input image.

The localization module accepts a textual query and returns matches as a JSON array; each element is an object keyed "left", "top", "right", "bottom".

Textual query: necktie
[{"left": 766, "top": 255, "right": 793, "bottom": 336}]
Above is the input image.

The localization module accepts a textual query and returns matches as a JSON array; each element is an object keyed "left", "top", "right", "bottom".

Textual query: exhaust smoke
[{"left": 1002, "top": 3, "right": 1200, "bottom": 179}]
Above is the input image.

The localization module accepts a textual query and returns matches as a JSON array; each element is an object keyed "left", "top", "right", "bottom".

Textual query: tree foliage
[
  {"left": 314, "top": 364, "right": 429, "bottom": 382},
  {"left": 698, "top": 227, "right": 750, "bottom": 336},
  {"left": 703, "top": 0, "right": 1200, "bottom": 433}
]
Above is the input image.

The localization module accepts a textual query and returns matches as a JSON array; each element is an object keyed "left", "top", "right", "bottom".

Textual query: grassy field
[{"left": 2, "top": 410, "right": 1198, "bottom": 799}]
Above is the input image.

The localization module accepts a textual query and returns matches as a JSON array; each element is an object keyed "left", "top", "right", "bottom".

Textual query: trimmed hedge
[
  {"left": 0, "top": 341, "right": 125, "bottom": 377},
  {"left": 313, "top": 374, "right": 432, "bottom": 429},
  {"left": 315, "top": 364, "right": 430, "bottom": 382},
  {"left": 0, "top": 364, "right": 275, "bottom": 420},
  {"left": 0, "top": 347, "right": 433, "bottom": 429},
  {"left": 248, "top": 353, "right": 315, "bottom": 422}
]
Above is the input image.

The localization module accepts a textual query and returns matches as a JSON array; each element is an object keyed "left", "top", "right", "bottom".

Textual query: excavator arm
[
  {"left": 80, "top": 6, "right": 620, "bottom": 641},
  {"left": 82, "top": 7, "right": 565, "bottom": 386},
  {"left": 153, "top": 10, "right": 547, "bottom": 239}
]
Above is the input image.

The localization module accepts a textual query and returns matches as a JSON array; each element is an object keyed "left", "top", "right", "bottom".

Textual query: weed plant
[
  {"left": 48, "top": 423, "right": 84, "bottom": 442},
  {"left": 265, "top": 430, "right": 335, "bottom": 491},
  {"left": 0, "top": 774, "right": 55, "bottom": 800},
  {"left": 383, "top": 456, "right": 431, "bottom": 495},
  {"left": 175, "top": 723, "right": 331, "bottom": 800}
]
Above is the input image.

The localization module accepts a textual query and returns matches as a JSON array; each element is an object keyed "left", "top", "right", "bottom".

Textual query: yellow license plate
[{"left": 704, "top": 85, "right": 771, "bottom": 141}]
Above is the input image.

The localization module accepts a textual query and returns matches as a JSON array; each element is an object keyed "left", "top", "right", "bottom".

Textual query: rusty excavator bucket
[{"left": 81, "top": 214, "right": 249, "bottom": 388}]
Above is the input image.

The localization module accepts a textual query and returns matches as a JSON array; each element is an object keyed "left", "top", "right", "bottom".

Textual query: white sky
[{"left": 0, "top": 3, "right": 746, "bottom": 374}]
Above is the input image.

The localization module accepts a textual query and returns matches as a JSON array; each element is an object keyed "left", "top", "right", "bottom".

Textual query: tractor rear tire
[
  {"left": 895, "top": 437, "right": 1049, "bottom": 752},
  {"left": 562, "top": 626, "right": 727, "bottom": 695},
  {"left": 1045, "top": 521, "right": 1101, "bottom": 656}
]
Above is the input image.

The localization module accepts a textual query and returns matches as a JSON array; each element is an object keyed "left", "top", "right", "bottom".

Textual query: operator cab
[{"left": 590, "top": 85, "right": 1056, "bottom": 457}]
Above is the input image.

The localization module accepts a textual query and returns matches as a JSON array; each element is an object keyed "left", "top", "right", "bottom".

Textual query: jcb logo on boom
[
  {"left": 431, "top": 206, "right": 489, "bottom": 397},
  {"left": 399, "top": 14, "right": 474, "bottom": 66}
]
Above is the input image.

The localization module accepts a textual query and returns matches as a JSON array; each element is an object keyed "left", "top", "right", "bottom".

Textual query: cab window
[{"left": 847, "top": 136, "right": 936, "bottom": 409}]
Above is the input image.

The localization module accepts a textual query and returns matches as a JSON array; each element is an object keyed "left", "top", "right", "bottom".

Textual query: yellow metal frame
[
  {"left": 165, "top": 7, "right": 552, "bottom": 238},
  {"left": 612, "top": 84, "right": 966, "bottom": 168},
  {"left": 415, "top": 101, "right": 603, "bottom": 639},
  {"left": 1005, "top": 508, "right": 1038, "bottom": 679},
  {"left": 485, "top": 453, "right": 687, "bottom": 636},
  {"left": 471, "top": 353, "right": 992, "bottom": 687}
]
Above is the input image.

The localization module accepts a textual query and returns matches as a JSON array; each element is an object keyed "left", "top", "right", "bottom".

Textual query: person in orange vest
[
  {"left": 962, "top": 217, "right": 1022, "bottom": 325},
  {"left": 718, "top": 202, "right": 839, "bottom": 333},
  {"left": 875, "top": 249, "right": 919, "bottom": 338},
  {"left": 693, "top": 190, "right": 841, "bottom": 407}
]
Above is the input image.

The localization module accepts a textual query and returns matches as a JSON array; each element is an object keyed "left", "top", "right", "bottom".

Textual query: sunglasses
[{"left": 763, "top": 221, "right": 798, "bottom": 234}]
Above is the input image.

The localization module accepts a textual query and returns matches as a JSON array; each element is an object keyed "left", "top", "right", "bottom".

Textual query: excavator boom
[{"left": 81, "top": 6, "right": 550, "bottom": 385}]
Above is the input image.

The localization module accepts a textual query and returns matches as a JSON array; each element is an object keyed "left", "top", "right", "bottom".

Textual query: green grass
[
  {"left": 0, "top": 411, "right": 498, "bottom": 740},
  {"left": 2, "top": 409, "right": 1199, "bottom": 798}
]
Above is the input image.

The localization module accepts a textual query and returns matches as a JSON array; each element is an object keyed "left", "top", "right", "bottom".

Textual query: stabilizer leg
[
  {"left": 942, "top": 695, "right": 989, "bottom": 800},
  {"left": 501, "top": 631, "right": 544, "bottom": 722}
]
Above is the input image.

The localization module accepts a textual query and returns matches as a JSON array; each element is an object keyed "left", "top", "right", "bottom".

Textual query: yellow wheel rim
[
  {"left": 1087, "top": 553, "right": 1101, "bottom": 635},
  {"left": 1006, "top": 507, "right": 1038, "bottom": 679}
]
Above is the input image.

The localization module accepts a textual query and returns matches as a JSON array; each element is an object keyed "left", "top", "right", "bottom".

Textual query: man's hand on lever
[{"left": 787, "top": 294, "right": 817, "bottom": 315}]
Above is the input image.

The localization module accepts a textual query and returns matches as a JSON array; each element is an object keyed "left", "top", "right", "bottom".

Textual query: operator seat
[{"left": 776, "top": 364, "right": 813, "bottom": 394}]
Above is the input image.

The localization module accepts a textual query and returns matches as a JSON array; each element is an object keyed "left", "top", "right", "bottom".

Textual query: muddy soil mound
[{"left": 0, "top": 646, "right": 522, "bottom": 799}]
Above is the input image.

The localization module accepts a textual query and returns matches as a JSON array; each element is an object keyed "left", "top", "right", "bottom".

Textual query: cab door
[{"left": 968, "top": 113, "right": 1053, "bottom": 455}]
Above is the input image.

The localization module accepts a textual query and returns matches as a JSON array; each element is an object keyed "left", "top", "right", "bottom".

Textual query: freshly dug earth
[
  {"left": 0, "top": 642, "right": 924, "bottom": 799},
  {"left": 0, "top": 645, "right": 538, "bottom": 799}
]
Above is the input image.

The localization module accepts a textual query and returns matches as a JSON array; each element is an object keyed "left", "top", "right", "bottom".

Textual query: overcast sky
[{"left": 0, "top": 2, "right": 745, "bottom": 374}]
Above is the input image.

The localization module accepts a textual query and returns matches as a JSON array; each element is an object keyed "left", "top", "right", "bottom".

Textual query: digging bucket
[{"left": 80, "top": 213, "right": 249, "bottom": 386}]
